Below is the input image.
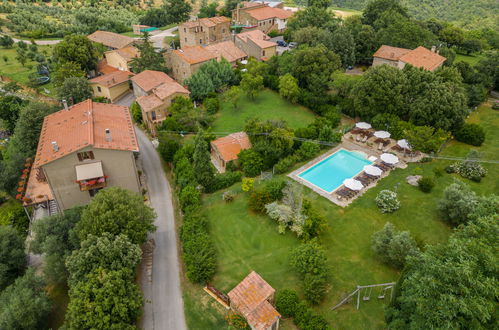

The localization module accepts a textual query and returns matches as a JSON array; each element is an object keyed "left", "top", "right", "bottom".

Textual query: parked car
[
  {"left": 276, "top": 40, "right": 287, "bottom": 47},
  {"left": 288, "top": 42, "right": 298, "bottom": 49}
]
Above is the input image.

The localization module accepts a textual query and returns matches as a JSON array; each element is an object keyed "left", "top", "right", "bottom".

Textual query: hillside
[{"left": 332, "top": 0, "right": 499, "bottom": 29}]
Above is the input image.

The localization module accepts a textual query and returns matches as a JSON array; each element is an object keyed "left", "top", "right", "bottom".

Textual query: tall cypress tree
[{"left": 193, "top": 131, "right": 215, "bottom": 189}]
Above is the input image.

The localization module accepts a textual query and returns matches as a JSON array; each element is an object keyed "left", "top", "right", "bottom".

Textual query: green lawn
[
  {"left": 212, "top": 89, "right": 316, "bottom": 132},
  {"left": 182, "top": 103, "right": 498, "bottom": 329},
  {"left": 0, "top": 45, "right": 57, "bottom": 96},
  {"left": 454, "top": 53, "right": 485, "bottom": 66}
]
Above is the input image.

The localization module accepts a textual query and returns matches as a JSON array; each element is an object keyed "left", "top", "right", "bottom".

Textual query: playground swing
[
  {"left": 362, "top": 287, "right": 372, "bottom": 301},
  {"left": 378, "top": 285, "right": 393, "bottom": 299}
]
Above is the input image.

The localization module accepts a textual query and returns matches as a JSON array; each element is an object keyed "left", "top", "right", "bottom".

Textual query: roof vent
[
  {"left": 105, "top": 128, "right": 112, "bottom": 142},
  {"left": 51, "top": 141, "right": 59, "bottom": 152}
]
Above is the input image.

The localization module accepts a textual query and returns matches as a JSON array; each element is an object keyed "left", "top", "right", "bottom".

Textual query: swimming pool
[{"left": 298, "top": 149, "right": 372, "bottom": 193}]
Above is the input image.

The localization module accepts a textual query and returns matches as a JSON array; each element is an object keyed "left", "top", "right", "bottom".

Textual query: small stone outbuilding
[{"left": 210, "top": 132, "right": 251, "bottom": 173}]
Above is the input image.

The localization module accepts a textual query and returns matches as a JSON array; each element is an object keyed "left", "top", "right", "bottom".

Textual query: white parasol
[
  {"left": 343, "top": 178, "right": 364, "bottom": 191},
  {"left": 397, "top": 139, "right": 411, "bottom": 150},
  {"left": 374, "top": 131, "right": 391, "bottom": 139},
  {"left": 355, "top": 122, "right": 372, "bottom": 129},
  {"left": 380, "top": 153, "right": 399, "bottom": 164},
  {"left": 363, "top": 164, "right": 382, "bottom": 176}
]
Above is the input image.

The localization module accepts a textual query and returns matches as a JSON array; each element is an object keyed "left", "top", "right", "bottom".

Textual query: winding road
[{"left": 135, "top": 126, "right": 187, "bottom": 330}]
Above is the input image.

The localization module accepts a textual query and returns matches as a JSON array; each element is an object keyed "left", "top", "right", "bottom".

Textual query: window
[
  {"left": 77, "top": 151, "right": 94, "bottom": 161},
  {"left": 185, "top": 37, "right": 187, "bottom": 42},
  {"left": 222, "top": 29, "right": 225, "bottom": 33},
  {"left": 97, "top": 86, "right": 101, "bottom": 92},
  {"left": 184, "top": 28, "right": 186, "bottom": 32},
  {"left": 262, "top": 50, "right": 266, "bottom": 56},
  {"left": 201, "top": 26, "right": 203, "bottom": 32},
  {"left": 151, "top": 111, "right": 156, "bottom": 121},
  {"left": 200, "top": 39, "right": 202, "bottom": 44}
]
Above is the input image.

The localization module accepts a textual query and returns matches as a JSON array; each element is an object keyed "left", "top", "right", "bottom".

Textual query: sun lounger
[
  {"left": 378, "top": 142, "right": 383, "bottom": 150},
  {"left": 362, "top": 136, "right": 368, "bottom": 142},
  {"left": 356, "top": 135, "right": 362, "bottom": 142}
]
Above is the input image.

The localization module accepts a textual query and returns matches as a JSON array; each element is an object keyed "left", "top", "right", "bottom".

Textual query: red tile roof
[
  {"left": 373, "top": 45, "right": 411, "bottom": 61},
  {"left": 247, "top": 6, "right": 293, "bottom": 20},
  {"left": 228, "top": 271, "right": 280, "bottom": 330},
  {"left": 87, "top": 30, "right": 135, "bottom": 49},
  {"left": 173, "top": 45, "right": 218, "bottom": 65},
  {"left": 205, "top": 41, "right": 247, "bottom": 63},
  {"left": 89, "top": 70, "right": 134, "bottom": 88},
  {"left": 107, "top": 46, "right": 140, "bottom": 62},
  {"left": 131, "top": 70, "right": 175, "bottom": 93},
  {"left": 236, "top": 30, "right": 276, "bottom": 49},
  {"left": 211, "top": 132, "right": 251, "bottom": 162},
  {"left": 97, "top": 59, "right": 119, "bottom": 75},
  {"left": 137, "top": 81, "right": 190, "bottom": 112},
  {"left": 181, "top": 16, "right": 230, "bottom": 29},
  {"left": 399, "top": 46, "right": 446, "bottom": 71},
  {"left": 136, "top": 94, "right": 164, "bottom": 113},
  {"left": 34, "top": 100, "right": 139, "bottom": 167}
]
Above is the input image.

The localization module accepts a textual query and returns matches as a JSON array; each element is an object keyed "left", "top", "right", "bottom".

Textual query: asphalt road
[{"left": 135, "top": 127, "right": 187, "bottom": 330}]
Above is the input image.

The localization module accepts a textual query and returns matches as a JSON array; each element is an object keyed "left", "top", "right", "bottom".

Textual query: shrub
[
  {"left": 433, "top": 167, "right": 444, "bottom": 177},
  {"left": 275, "top": 289, "right": 299, "bottom": 317},
  {"left": 248, "top": 179, "right": 286, "bottom": 212},
  {"left": 238, "top": 149, "right": 264, "bottom": 177},
  {"left": 375, "top": 190, "right": 400, "bottom": 213},
  {"left": 158, "top": 137, "right": 181, "bottom": 162},
  {"left": 203, "top": 97, "right": 219, "bottom": 115},
  {"left": 222, "top": 190, "right": 235, "bottom": 202},
  {"left": 208, "top": 171, "right": 243, "bottom": 192},
  {"left": 371, "top": 222, "right": 419, "bottom": 269},
  {"left": 241, "top": 177, "right": 255, "bottom": 192},
  {"left": 454, "top": 123, "right": 485, "bottom": 146},
  {"left": 225, "top": 160, "right": 238, "bottom": 172},
  {"left": 182, "top": 232, "right": 216, "bottom": 283},
  {"left": 0, "top": 191, "right": 9, "bottom": 204},
  {"left": 418, "top": 176, "right": 435, "bottom": 193},
  {"left": 274, "top": 155, "right": 297, "bottom": 174},
  {"left": 303, "top": 273, "right": 327, "bottom": 304},
  {"left": 290, "top": 239, "right": 329, "bottom": 279},
  {"left": 451, "top": 159, "right": 487, "bottom": 181},
  {"left": 130, "top": 102, "right": 142, "bottom": 123},
  {"left": 294, "top": 301, "right": 329, "bottom": 329},
  {"left": 296, "top": 142, "right": 320, "bottom": 161},
  {"left": 179, "top": 186, "right": 201, "bottom": 212}
]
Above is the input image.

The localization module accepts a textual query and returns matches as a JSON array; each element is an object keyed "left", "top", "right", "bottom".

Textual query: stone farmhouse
[
  {"left": 131, "top": 70, "right": 190, "bottom": 134},
  {"left": 372, "top": 45, "right": 447, "bottom": 72},
  {"left": 179, "top": 16, "right": 231, "bottom": 48},
  {"left": 104, "top": 46, "right": 140, "bottom": 72},
  {"left": 210, "top": 132, "right": 251, "bottom": 173},
  {"left": 23, "top": 100, "right": 140, "bottom": 213},
  {"left": 232, "top": 1, "right": 294, "bottom": 33},
  {"left": 168, "top": 46, "right": 218, "bottom": 82},
  {"left": 235, "top": 30, "right": 277, "bottom": 61},
  {"left": 228, "top": 271, "right": 281, "bottom": 330},
  {"left": 89, "top": 70, "right": 134, "bottom": 103},
  {"left": 205, "top": 40, "right": 248, "bottom": 66}
]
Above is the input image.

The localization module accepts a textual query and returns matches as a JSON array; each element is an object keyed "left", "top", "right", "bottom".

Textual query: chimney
[
  {"left": 51, "top": 141, "right": 59, "bottom": 152},
  {"left": 431, "top": 45, "right": 436, "bottom": 53},
  {"left": 232, "top": 30, "right": 236, "bottom": 42},
  {"left": 105, "top": 128, "right": 112, "bottom": 142},
  {"left": 62, "top": 99, "right": 69, "bottom": 111}
]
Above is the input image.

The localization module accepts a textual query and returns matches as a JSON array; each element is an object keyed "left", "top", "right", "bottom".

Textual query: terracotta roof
[
  {"left": 211, "top": 132, "right": 251, "bottom": 162},
  {"left": 153, "top": 81, "right": 190, "bottom": 100},
  {"left": 228, "top": 271, "right": 280, "bottom": 330},
  {"left": 173, "top": 46, "right": 217, "bottom": 65},
  {"left": 89, "top": 70, "right": 134, "bottom": 88},
  {"left": 136, "top": 94, "right": 164, "bottom": 112},
  {"left": 181, "top": 16, "right": 230, "bottom": 29},
  {"left": 205, "top": 41, "right": 247, "bottom": 63},
  {"left": 237, "top": 30, "right": 276, "bottom": 49},
  {"left": 399, "top": 46, "right": 447, "bottom": 71},
  {"left": 373, "top": 45, "right": 411, "bottom": 61},
  {"left": 97, "top": 59, "right": 119, "bottom": 75},
  {"left": 87, "top": 30, "right": 135, "bottom": 49},
  {"left": 131, "top": 70, "right": 175, "bottom": 93},
  {"left": 33, "top": 100, "right": 139, "bottom": 167},
  {"left": 106, "top": 46, "right": 140, "bottom": 62},
  {"left": 246, "top": 6, "right": 293, "bottom": 20}
]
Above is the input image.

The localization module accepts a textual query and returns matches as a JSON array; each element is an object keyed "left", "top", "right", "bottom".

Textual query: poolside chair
[
  {"left": 356, "top": 135, "right": 362, "bottom": 142},
  {"left": 361, "top": 135, "right": 368, "bottom": 143},
  {"left": 378, "top": 142, "right": 384, "bottom": 150}
]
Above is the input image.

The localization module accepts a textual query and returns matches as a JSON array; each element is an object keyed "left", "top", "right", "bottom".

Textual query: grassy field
[
  {"left": 455, "top": 53, "right": 485, "bottom": 65},
  {"left": 182, "top": 102, "right": 498, "bottom": 329},
  {"left": 212, "top": 89, "right": 316, "bottom": 132},
  {"left": 0, "top": 45, "right": 57, "bottom": 96}
]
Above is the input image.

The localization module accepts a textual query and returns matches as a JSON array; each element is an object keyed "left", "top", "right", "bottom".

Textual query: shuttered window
[{"left": 77, "top": 151, "right": 94, "bottom": 161}]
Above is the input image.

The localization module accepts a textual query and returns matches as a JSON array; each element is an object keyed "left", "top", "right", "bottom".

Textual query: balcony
[{"left": 75, "top": 161, "right": 107, "bottom": 191}]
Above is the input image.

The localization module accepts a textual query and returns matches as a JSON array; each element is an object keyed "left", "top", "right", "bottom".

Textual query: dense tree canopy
[
  {"left": 53, "top": 34, "right": 99, "bottom": 72},
  {"left": 386, "top": 216, "right": 498, "bottom": 329},
  {"left": 76, "top": 187, "right": 156, "bottom": 245},
  {"left": 130, "top": 33, "right": 168, "bottom": 73},
  {"left": 0, "top": 227, "right": 26, "bottom": 290},
  {"left": 0, "top": 269, "right": 52, "bottom": 330},
  {"left": 57, "top": 77, "right": 93, "bottom": 104}
]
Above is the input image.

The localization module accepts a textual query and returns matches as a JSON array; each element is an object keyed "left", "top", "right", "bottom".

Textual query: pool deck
[{"left": 288, "top": 138, "right": 413, "bottom": 207}]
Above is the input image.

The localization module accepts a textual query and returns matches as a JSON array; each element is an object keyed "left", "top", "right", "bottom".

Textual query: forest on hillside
[{"left": 332, "top": 0, "right": 499, "bottom": 29}]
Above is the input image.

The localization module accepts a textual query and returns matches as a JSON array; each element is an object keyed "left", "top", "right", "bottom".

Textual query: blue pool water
[{"left": 298, "top": 149, "right": 372, "bottom": 193}]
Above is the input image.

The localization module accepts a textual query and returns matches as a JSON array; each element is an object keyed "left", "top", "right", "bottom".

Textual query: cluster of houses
[{"left": 20, "top": 2, "right": 448, "bottom": 328}]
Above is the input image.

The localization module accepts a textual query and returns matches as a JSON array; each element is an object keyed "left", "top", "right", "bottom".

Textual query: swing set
[{"left": 331, "top": 282, "right": 396, "bottom": 311}]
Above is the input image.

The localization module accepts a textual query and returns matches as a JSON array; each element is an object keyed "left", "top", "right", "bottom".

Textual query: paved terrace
[{"left": 288, "top": 135, "right": 423, "bottom": 207}]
